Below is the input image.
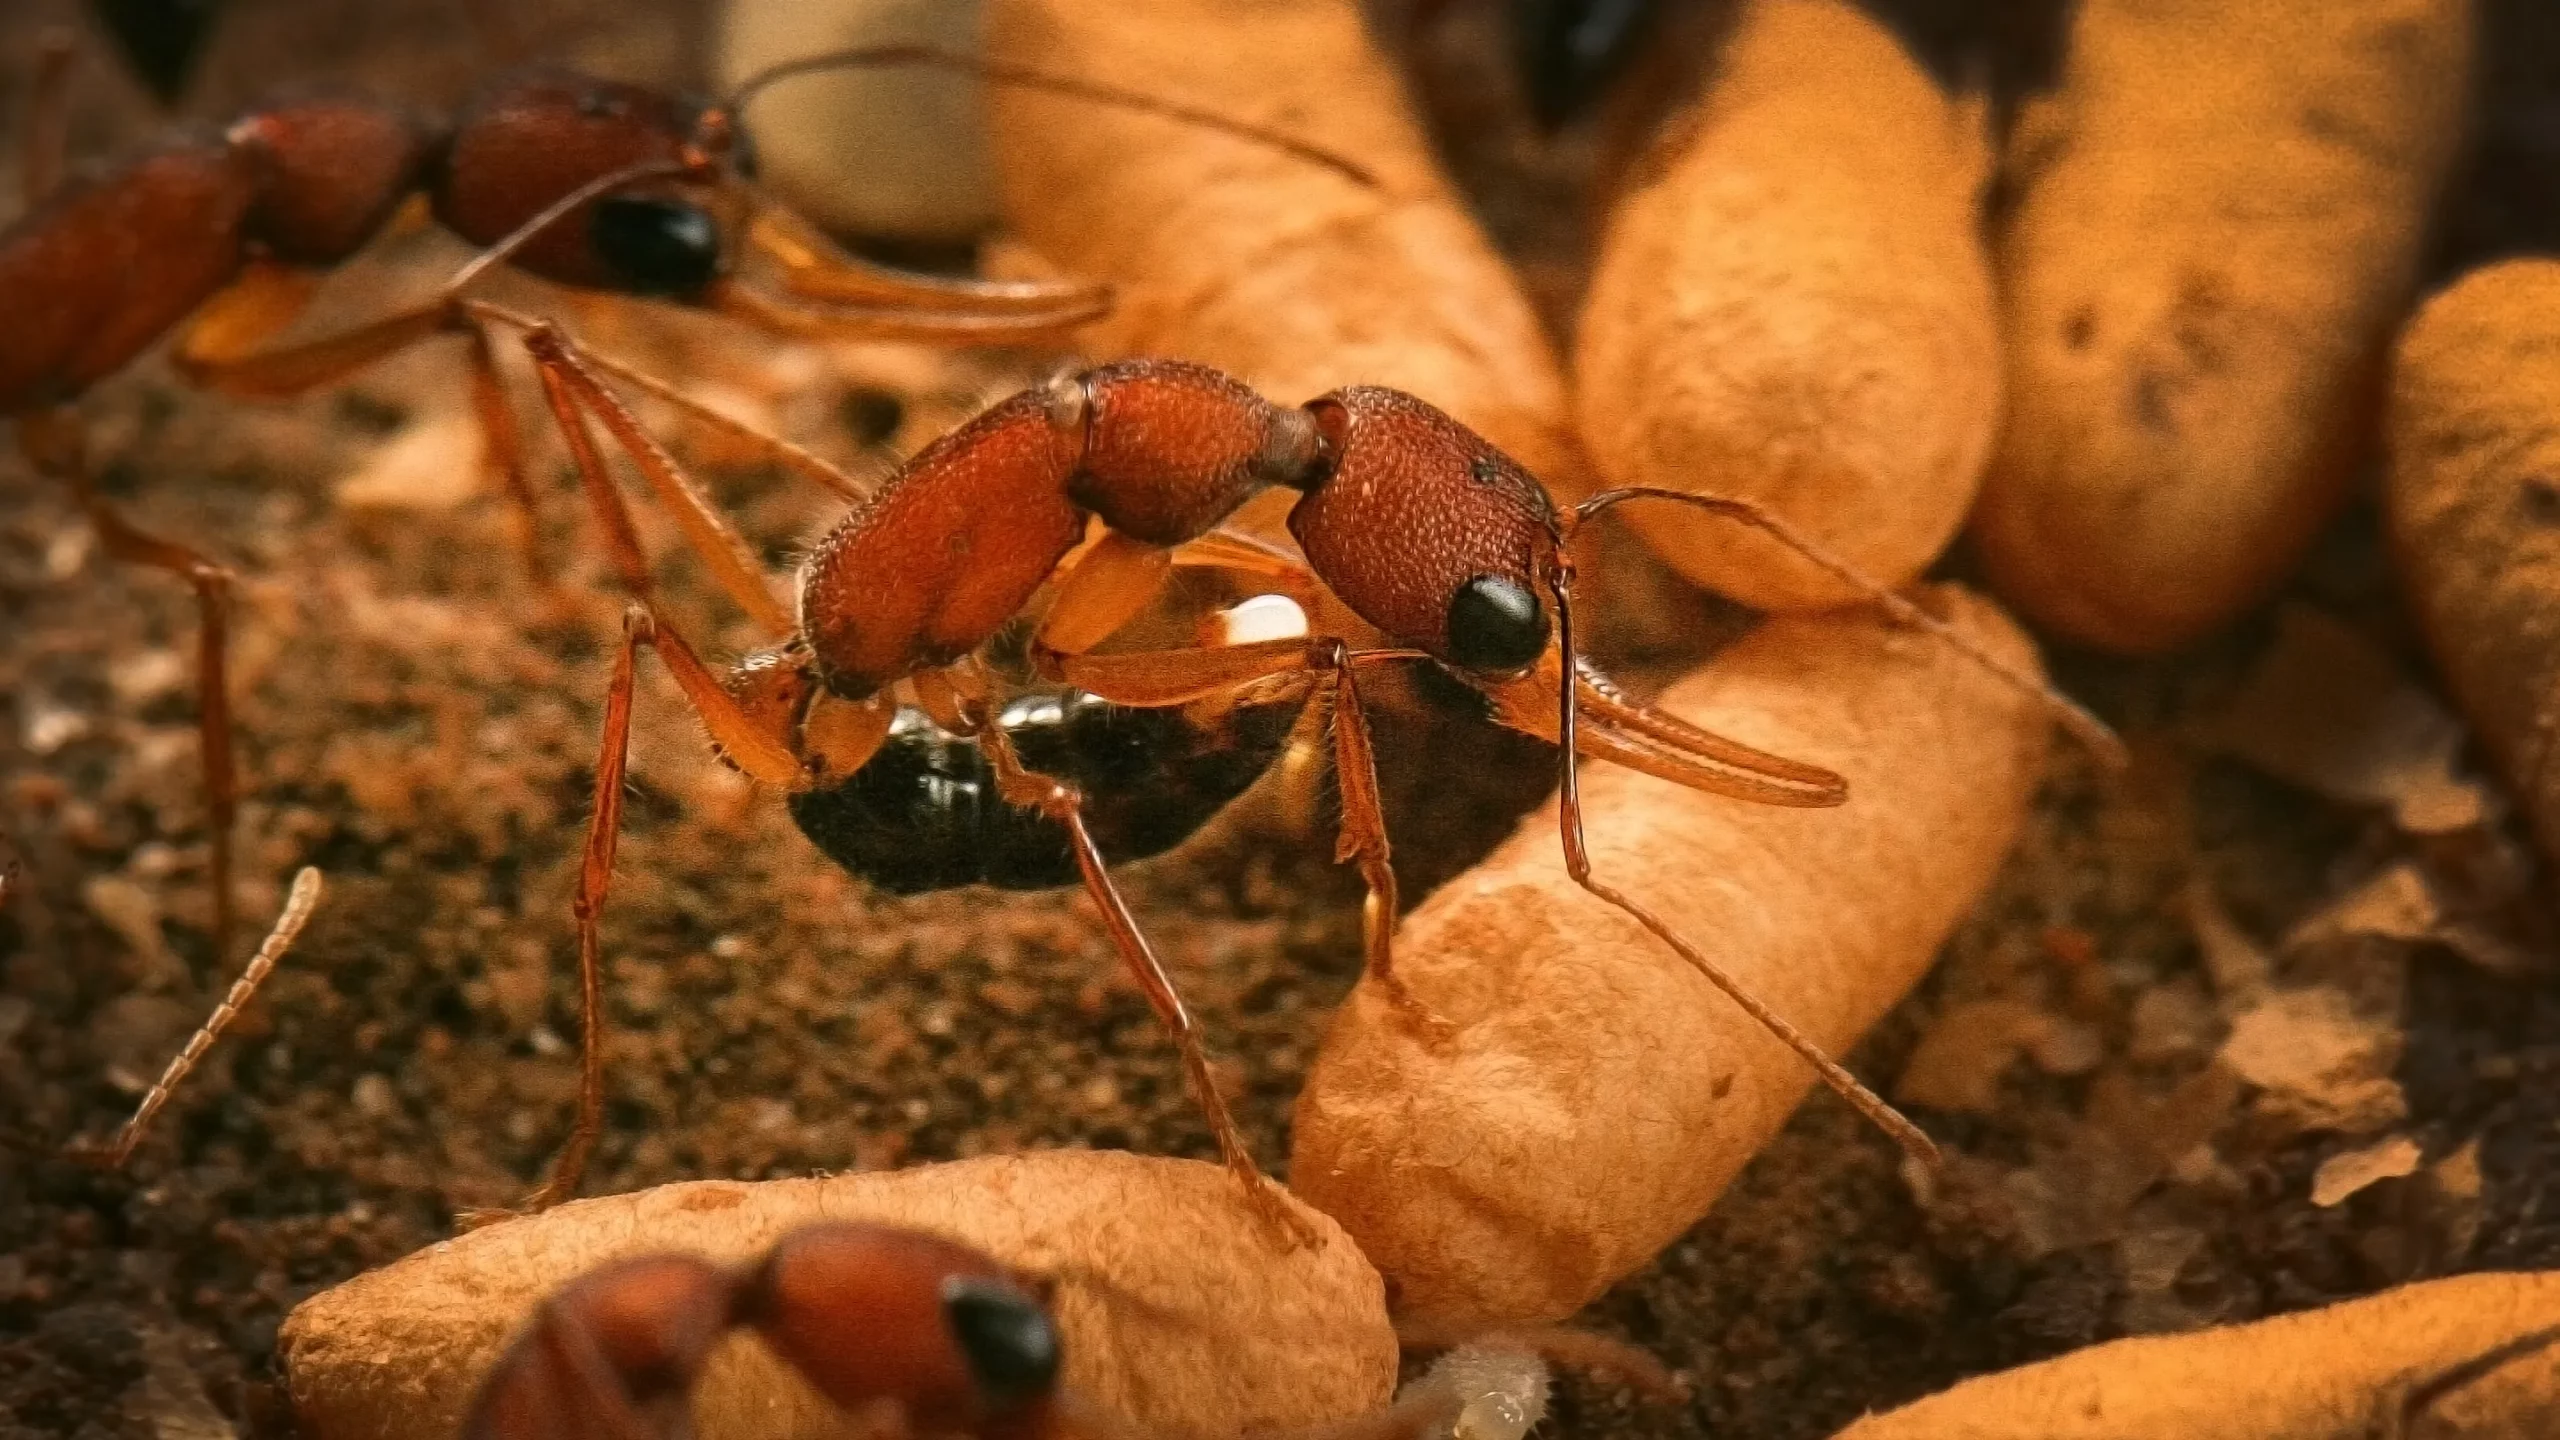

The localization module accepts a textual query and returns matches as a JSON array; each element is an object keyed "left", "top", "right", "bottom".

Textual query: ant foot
[
  {"left": 1381, "top": 979, "right": 1461, "bottom": 1049},
  {"left": 453, "top": 1203, "right": 528, "bottom": 1232},
  {"left": 1237, "top": 1169, "right": 1321, "bottom": 1252}
]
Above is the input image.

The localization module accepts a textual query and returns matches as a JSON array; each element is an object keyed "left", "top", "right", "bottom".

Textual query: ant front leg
[
  {"left": 1045, "top": 626, "right": 1457, "bottom": 1046},
  {"left": 963, "top": 692, "right": 1317, "bottom": 1251},
  {"left": 502, "top": 603, "right": 803, "bottom": 1218},
  {"left": 18, "top": 410, "right": 241, "bottom": 959}
]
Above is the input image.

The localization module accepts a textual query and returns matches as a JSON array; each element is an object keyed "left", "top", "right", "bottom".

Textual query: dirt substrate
[{"left": 6, "top": 2, "right": 2560, "bottom": 1438}]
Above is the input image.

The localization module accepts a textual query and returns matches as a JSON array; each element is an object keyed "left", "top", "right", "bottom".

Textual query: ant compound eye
[
  {"left": 1445, "top": 574, "right": 1549, "bottom": 673},
  {"left": 589, "top": 195, "right": 722, "bottom": 298},
  {"left": 940, "top": 1276, "right": 1060, "bottom": 1412}
]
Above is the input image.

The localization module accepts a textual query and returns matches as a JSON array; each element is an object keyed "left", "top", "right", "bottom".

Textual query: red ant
[
  {"left": 525, "top": 353, "right": 2121, "bottom": 1236},
  {"left": 460, "top": 1219, "right": 1680, "bottom": 1440},
  {"left": 3, "top": 32, "right": 1364, "bottom": 959}
]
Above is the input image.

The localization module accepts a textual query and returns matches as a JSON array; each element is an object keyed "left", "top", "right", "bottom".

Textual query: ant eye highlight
[
  {"left": 940, "top": 1276, "right": 1060, "bottom": 1411},
  {"left": 1446, "top": 574, "right": 1549, "bottom": 673},
  {"left": 590, "top": 196, "right": 721, "bottom": 298}
]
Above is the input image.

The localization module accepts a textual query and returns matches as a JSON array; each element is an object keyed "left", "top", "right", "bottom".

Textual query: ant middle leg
[
  {"left": 967, "top": 706, "right": 1319, "bottom": 1250},
  {"left": 18, "top": 409, "right": 241, "bottom": 959},
  {"left": 1042, "top": 627, "right": 1455, "bottom": 1041}
]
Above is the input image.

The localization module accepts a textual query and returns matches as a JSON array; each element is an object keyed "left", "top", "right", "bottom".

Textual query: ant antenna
[
  {"left": 84, "top": 867, "right": 325, "bottom": 1168},
  {"left": 1567, "top": 487, "right": 2128, "bottom": 767},
  {"left": 1546, "top": 558, "right": 1942, "bottom": 1168},
  {"left": 721, "top": 43, "right": 1379, "bottom": 189}
]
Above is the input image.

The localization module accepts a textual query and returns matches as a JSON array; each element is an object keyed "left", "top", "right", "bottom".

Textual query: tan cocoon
[
  {"left": 1576, "top": 0, "right": 1998, "bottom": 611},
  {"left": 1972, "top": 0, "right": 2471, "bottom": 653},
  {"left": 283, "top": 1152, "right": 1394, "bottom": 1440},
  {"left": 1292, "top": 586, "right": 2047, "bottom": 1327},
  {"left": 1831, "top": 1272, "right": 2560, "bottom": 1438},
  {"left": 2387, "top": 260, "right": 2560, "bottom": 870},
  {"left": 982, "top": 0, "right": 1584, "bottom": 491}
]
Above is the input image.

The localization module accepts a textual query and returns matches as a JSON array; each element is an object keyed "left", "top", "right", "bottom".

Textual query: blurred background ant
[
  {"left": 462, "top": 1218, "right": 1682, "bottom": 1440},
  {"left": 2, "top": 8, "right": 1364, "bottom": 961}
]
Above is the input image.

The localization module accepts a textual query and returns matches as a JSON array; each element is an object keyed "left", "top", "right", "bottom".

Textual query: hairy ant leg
[
  {"left": 503, "top": 602, "right": 805, "bottom": 1218},
  {"left": 513, "top": 320, "right": 792, "bottom": 631},
  {"left": 1567, "top": 486, "right": 2128, "bottom": 766},
  {"left": 1046, "top": 629, "right": 1454, "bottom": 1042},
  {"left": 72, "top": 867, "right": 325, "bottom": 1167},
  {"left": 17, "top": 411, "right": 242, "bottom": 958},
  {"left": 462, "top": 320, "right": 547, "bottom": 586},
  {"left": 962, "top": 700, "right": 1318, "bottom": 1249}
]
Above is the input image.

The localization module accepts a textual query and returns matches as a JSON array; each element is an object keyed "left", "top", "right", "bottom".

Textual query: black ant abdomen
[{"left": 788, "top": 685, "right": 1309, "bottom": 895}]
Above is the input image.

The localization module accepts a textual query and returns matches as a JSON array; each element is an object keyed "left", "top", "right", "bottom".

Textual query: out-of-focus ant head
[{"left": 432, "top": 69, "right": 744, "bottom": 299}]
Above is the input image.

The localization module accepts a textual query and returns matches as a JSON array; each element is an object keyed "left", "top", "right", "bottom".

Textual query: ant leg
[
  {"left": 513, "top": 321, "right": 793, "bottom": 632},
  {"left": 1543, "top": 568, "right": 1940, "bottom": 1168},
  {"left": 745, "top": 205, "right": 1112, "bottom": 322},
  {"left": 1034, "top": 532, "right": 1175, "bottom": 660},
  {"left": 509, "top": 604, "right": 802, "bottom": 1218},
  {"left": 77, "top": 868, "right": 324, "bottom": 1167},
  {"left": 510, "top": 607, "right": 647, "bottom": 1215},
  {"left": 1046, "top": 633, "right": 1452, "bottom": 1038},
  {"left": 972, "top": 715, "right": 1317, "bottom": 1250},
  {"left": 1569, "top": 487, "right": 2126, "bottom": 765},
  {"left": 480, "top": 308, "right": 867, "bottom": 503},
  {"left": 1313, "top": 641, "right": 1455, "bottom": 1042},
  {"left": 25, "top": 29, "right": 73, "bottom": 206},
  {"left": 20, "top": 411, "right": 241, "bottom": 958},
  {"left": 462, "top": 321, "right": 551, "bottom": 591}
]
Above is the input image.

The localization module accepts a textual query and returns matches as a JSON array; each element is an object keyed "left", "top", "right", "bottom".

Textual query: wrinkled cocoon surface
[
  {"left": 1972, "top": 0, "right": 2471, "bottom": 654},
  {"left": 1830, "top": 1272, "right": 2560, "bottom": 1437},
  {"left": 1575, "top": 0, "right": 1997, "bottom": 611},
  {"left": 2387, "top": 261, "right": 2560, "bottom": 870},
  {"left": 715, "top": 0, "right": 997, "bottom": 241},
  {"left": 982, "top": 0, "right": 1583, "bottom": 491},
  {"left": 283, "top": 1152, "right": 1394, "bottom": 1440},
  {"left": 1292, "top": 587, "right": 2047, "bottom": 1327}
]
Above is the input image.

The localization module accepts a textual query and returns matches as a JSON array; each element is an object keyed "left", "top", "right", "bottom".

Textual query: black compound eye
[
  {"left": 1446, "top": 573, "right": 1549, "bottom": 673},
  {"left": 940, "top": 1276, "right": 1060, "bottom": 1412},
  {"left": 589, "top": 195, "right": 721, "bottom": 298}
]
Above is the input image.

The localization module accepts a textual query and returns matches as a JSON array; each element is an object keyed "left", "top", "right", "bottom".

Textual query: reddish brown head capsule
[
  {"left": 1286, "top": 387, "right": 1559, "bottom": 674},
  {"left": 229, "top": 91, "right": 436, "bottom": 265},
  {"left": 743, "top": 1226, "right": 1061, "bottom": 1438},
  {"left": 433, "top": 70, "right": 731, "bottom": 296}
]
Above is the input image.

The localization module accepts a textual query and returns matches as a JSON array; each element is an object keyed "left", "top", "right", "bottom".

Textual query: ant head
[
  {"left": 1285, "top": 388, "right": 1561, "bottom": 679},
  {"left": 432, "top": 69, "right": 741, "bottom": 300},
  {"left": 741, "top": 1224, "right": 1064, "bottom": 1432},
  {"left": 231, "top": 91, "right": 437, "bottom": 265}
]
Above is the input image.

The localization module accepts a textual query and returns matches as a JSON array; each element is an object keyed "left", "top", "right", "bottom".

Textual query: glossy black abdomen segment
[{"left": 787, "top": 688, "right": 1305, "bottom": 895}]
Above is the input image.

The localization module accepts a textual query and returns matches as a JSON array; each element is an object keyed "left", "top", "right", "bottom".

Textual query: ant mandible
[
  {"left": 535, "top": 354, "right": 2121, "bottom": 1236},
  {"left": 459, "top": 1219, "right": 1681, "bottom": 1440},
  {"left": 2, "top": 33, "right": 1365, "bottom": 958}
]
